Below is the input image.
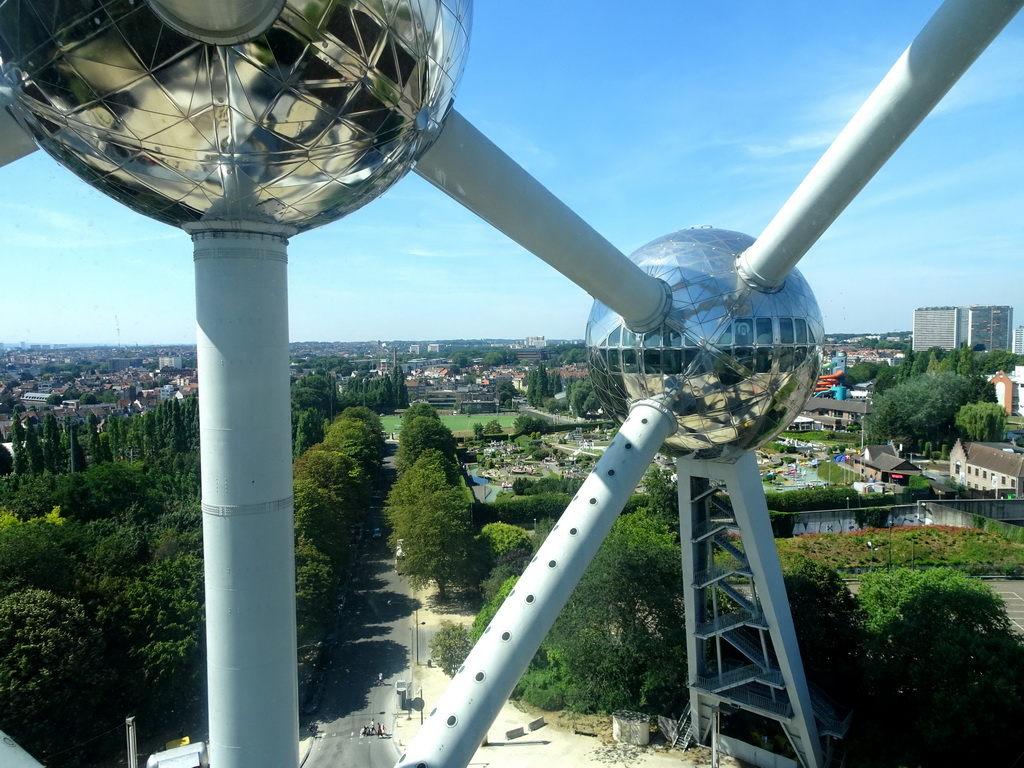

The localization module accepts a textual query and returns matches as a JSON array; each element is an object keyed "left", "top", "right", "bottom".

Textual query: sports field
[{"left": 381, "top": 412, "right": 521, "bottom": 436}]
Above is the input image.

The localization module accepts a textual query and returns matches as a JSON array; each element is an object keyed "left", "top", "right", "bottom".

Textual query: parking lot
[{"left": 991, "top": 580, "right": 1024, "bottom": 634}]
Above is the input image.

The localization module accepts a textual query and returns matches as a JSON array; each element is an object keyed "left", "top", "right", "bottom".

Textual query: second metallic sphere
[{"left": 586, "top": 228, "right": 823, "bottom": 459}]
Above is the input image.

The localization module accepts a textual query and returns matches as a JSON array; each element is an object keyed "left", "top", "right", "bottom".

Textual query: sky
[{"left": 1, "top": 1, "right": 1022, "bottom": 346}]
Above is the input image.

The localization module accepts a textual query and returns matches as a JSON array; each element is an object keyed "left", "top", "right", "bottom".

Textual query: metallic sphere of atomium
[
  {"left": 0, "top": 0, "right": 470, "bottom": 231},
  {"left": 586, "top": 227, "right": 823, "bottom": 459}
]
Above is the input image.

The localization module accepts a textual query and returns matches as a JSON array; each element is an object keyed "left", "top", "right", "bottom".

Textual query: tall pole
[
  {"left": 125, "top": 716, "right": 138, "bottom": 768},
  {"left": 192, "top": 223, "right": 299, "bottom": 768}
]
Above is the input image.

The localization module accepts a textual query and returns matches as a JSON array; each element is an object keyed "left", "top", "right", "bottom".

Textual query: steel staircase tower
[{"left": 677, "top": 451, "right": 850, "bottom": 768}]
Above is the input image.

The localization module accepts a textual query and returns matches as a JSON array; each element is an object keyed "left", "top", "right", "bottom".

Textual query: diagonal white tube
[
  {"left": 394, "top": 395, "right": 678, "bottom": 768},
  {"left": 415, "top": 110, "right": 671, "bottom": 333},
  {"left": 738, "top": 0, "right": 1024, "bottom": 290}
]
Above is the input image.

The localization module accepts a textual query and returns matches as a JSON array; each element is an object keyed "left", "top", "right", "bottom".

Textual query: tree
[
  {"left": 568, "top": 376, "right": 600, "bottom": 417},
  {"left": 496, "top": 379, "right": 518, "bottom": 409},
  {"left": 385, "top": 450, "right": 475, "bottom": 600},
  {"left": 0, "top": 443, "right": 11, "bottom": 476},
  {"left": 396, "top": 413, "right": 458, "bottom": 478},
  {"left": 478, "top": 522, "right": 530, "bottom": 560},
  {"left": 295, "top": 537, "right": 337, "bottom": 646},
  {"left": 293, "top": 407, "right": 325, "bottom": 458},
  {"left": 854, "top": 568, "right": 1024, "bottom": 765},
  {"left": 0, "top": 513, "right": 76, "bottom": 597},
  {"left": 294, "top": 447, "right": 367, "bottom": 514},
  {"left": 782, "top": 556, "right": 862, "bottom": 698},
  {"left": 41, "top": 412, "right": 65, "bottom": 474},
  {"left": 845, "top": 361, "right": 880, "bottom": 386},
  {"left": 540, "top": 509, "right": 688, "bottom": 712},
  {"left": 866, "top": 372, "right": 972, "bottom": 449},
  {"left": 513, "top": 414, "right": 548, "bottom": 436},
  {"left": 429, "top": 620, "right": 473, "bottom": 677},
  {"left": 11, "top": 416, "right": 28, "bottom": 476},
  {"left": 121, "top": 554, "right": 204, "bottom": 708},
  {"left": 0, "top": 589, "right": 107, "bottom": 760},
  {"left": 294, "top": 478, "right": 350, "bottom": 573},
  {"left": 322, "top": 409, "right": 385, "bottom": 477},
  {"left": 639, "top": 464, "right": 678, "bottom": 527},
  {"left": 956, "top": 400, "right": 1007, "bottom": 441},
  {"left": 483, "top": 419, "right": 503, "bottom": 435}
]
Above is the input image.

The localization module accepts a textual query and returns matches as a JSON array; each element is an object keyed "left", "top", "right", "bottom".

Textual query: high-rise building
[
  {"left": 912, "top": 307, "right": 961, "bottom": 351},
  {"left": 1013, "top": 327, "right": 1024, "bottom": 355},
  {"left": 966, "top": 305, "right": 1012, "bottom": 351},
  {"left": 913, "top": 305, "right": 1013, "bottom": 352}
]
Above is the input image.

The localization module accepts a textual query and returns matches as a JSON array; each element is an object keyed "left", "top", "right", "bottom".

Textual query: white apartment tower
[{"left": 1013, "top": 327, "right": 1024, "bottom": 355}]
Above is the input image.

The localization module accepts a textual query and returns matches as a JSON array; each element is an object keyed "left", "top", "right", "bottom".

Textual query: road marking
[{"left": 994, "top": 590, "right": 1024, "bottom": 634}]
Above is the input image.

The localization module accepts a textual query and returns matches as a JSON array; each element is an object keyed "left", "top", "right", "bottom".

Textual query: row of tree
[
  {"left": 4, "top": 397, "right": 200, "bottom": 479},
  {"left": 385, "top": 404, "right": 476, "bottom": 600},
  {"left": 293, "top": 407, "right": 384, "bottom": 645}
]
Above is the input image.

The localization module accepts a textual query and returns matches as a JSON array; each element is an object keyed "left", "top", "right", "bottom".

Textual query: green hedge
[
  {"left": 763, "top": 486, "right": 891, "bottom": 513},
  {"left": 472, "top": 492, "right": 647, "bottom": 527}
]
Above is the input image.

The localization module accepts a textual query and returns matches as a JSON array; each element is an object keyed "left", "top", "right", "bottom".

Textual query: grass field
[{"left": 381, "top": 412, "right": 521, "bottom": 436}]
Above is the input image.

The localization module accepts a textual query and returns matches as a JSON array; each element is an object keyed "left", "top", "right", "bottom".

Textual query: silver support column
[
  {"left": 678, "top": 451, "right": 823, "bottom": 768},
  {"left": 192, "top": 224, "right": 299, "bottom": 768},
  {"left": 396, "top": 395, "right": 678, "bottom": 768}
]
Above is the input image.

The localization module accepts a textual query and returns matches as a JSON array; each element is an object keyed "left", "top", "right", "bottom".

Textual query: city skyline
[{"left": 1, "top": 1, "right": 1021, "bottom": 346}]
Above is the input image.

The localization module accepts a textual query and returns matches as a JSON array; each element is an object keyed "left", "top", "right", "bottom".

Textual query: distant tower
[
  {"left": 912, "top": 306, "right": 962, "bottom": 351},
  {"left": 1013, "top": 327, "right": 1024, "bottom": 355}
]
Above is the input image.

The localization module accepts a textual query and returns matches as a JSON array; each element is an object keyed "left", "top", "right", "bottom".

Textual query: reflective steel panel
[
  {"left": 0, "top": 0, "right": 471, "bottom": 231},
  {"left": 586, "top": 227, "right": 823, "bottom": 458}
]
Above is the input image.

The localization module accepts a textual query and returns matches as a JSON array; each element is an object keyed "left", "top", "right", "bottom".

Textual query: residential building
[
  {"left": 847, "top": 445, "right": 920, "bottom": 485},
  {"left": 949, "top": 439, "right": 1024, "bottom": 498},
  {"left": 799, "top": 398, "right": 870, "bottom": 430},
  {"left": 1013, "top": 326, "right": 1024, "bottom": 355},
  {"left": 989, "top": 366, "right": 1024, "bottom": 416},
  {"left": 912, "top": 306, "right": 961, "bottom": 351},
  {"left": 524, "top": 336, "right": 547, "bottom": 348},
  {"left": 966, "top": 305, "right": 1012, "bottom": 351},
  {"left": 912, "top": 305, "right": 1012, "bottom": 352}
]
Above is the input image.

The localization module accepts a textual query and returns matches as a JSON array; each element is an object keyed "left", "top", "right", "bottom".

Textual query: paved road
[{"left": 302, "top": 442, "right": 417, "bottom": 768}]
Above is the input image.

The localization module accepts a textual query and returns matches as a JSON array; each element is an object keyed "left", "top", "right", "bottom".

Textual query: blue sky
[{"left": 2, "top": 1, "right": 1022, "bottom": 346}]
